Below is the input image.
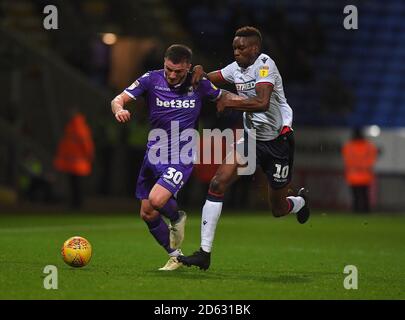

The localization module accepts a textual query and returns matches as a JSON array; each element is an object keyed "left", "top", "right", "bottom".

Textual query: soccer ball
[{"left": 61, "top": 236, "right": 92, "bottom": 267}]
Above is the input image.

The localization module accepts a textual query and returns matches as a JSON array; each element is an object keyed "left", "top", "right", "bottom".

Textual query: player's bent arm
[
  {"left": 218, "top": 83, "right": 273, "bottom": 113},
  {"left": 111, "top": 92, "right": 132, "bottom": 123},
  {"left": 111, "top": 92, "right": 132, "bottom": 114},
  {"left": 192, "top": 65, "right": 230, "bottom": 87},
  {"left": 207, "top": 70, "right": 230, "bottom": 86},
  {"left": 215, "top": 90, "right": 244, "bottom": 113}
]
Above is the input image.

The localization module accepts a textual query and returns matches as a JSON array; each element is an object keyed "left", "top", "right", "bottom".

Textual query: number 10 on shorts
[
  {"left": 163, "top": 167, "right": 184, "bottom": 185},
  {"left": 273, "top": 164, "right": 289, "bottom": 179}
]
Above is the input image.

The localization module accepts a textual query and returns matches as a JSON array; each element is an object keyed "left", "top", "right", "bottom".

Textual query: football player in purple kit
[{"left": 111, "top": 44, "right": 226, "bottom": 270}]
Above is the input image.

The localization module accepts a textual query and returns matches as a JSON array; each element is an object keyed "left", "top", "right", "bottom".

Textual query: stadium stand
[
  {"left": 1, "top": 0, "right": 404, "bottom": 211},
  {"left": 171, "top": 0, "right": 405, "bottom": 127}
]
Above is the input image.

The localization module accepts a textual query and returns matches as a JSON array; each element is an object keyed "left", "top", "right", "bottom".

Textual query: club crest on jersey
[
  {"left": 259, "top": 66, "right": 269, "bottom": 78},
  {"left": 187, "top": 86, "right": 194, "bottom": 96}
]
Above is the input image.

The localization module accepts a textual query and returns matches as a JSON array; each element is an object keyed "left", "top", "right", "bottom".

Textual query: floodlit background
[
  {"left": 1, "top": 0, "right": 404, "bottom": 213},
  {"left": 0, "top": 0, "right": 405, "bottom": 301}
]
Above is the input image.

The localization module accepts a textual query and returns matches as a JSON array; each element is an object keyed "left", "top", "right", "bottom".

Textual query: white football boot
[
  {"left": 158, "top": 251, "right": 183, "bottom": 271},
  {"left": 169, "top": 210, "right": 187, "bottom": 249}
]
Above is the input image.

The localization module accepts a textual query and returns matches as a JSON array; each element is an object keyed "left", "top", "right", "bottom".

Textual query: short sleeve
[
  {"left": 124, "top": 72, "right": 151, "bottom": 100},
  {"left": 219, "top": 62, "right": 237, "bottom": 84},
  {"left": 198, "top": 78, "right": 222, "bottom": 101},
  {"left": 255, "top": 57, "right": 276, "bottom": 86}
]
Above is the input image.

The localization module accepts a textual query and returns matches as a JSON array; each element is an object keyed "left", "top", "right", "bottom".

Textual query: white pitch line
[{"left": 0, "top": 223, "right": 142, "bottom": 234}]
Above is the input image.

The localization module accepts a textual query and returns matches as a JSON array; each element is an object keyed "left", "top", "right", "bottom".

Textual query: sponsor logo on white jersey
[
  {"left": 156, "top": 97, "right": 196, "bottom": 109},
  {"left": 235, "top": 80, "right": 255, "bottom": 92}
]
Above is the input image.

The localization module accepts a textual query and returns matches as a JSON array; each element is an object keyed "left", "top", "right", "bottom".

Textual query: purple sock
[
  {"left": 158, "top": 198, "right": 180, "bottom": 223},
  {"left": 145, "top": 215, "right": 174, "bottom": 254}
]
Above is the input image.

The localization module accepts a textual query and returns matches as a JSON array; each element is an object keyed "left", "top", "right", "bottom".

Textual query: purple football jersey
[
  {"left": 125, "top": 70, "right": 221, "bottom": 199},
  {"left": 124, "top": 70, "right": 221, "bottom": 162}
]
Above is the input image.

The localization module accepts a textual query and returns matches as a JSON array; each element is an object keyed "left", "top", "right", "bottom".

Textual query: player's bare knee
[{"left": 148, "top": 195, "right": 165, "bottom": 211}]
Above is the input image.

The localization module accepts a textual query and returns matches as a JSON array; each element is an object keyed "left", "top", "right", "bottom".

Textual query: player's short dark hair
[
  {"left": 164, "top": 44, "right": 192, "bottom": 64},
  {"left": 235, "top": 26, "right": 262, "bottom": 47}
]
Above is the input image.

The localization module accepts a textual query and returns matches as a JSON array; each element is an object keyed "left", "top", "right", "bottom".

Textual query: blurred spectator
[
  {"left": 342, "top": 128, "right": 378, "bottom": 213},
  {"left": 53, "top": 108, "right": 95, "bottom": 209}
]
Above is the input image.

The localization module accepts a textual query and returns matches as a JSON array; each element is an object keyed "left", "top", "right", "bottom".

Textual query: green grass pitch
[{"left": 0, "top": 211, "right": 404, "bottom": 299}]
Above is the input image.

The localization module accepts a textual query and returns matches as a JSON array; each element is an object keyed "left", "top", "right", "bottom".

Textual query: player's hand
[
  {"left": 115, "top": 109, "right": 131, "bottom": 123},
  {"left": 191, "top": 65, "right": 205, "bottom": 89}
]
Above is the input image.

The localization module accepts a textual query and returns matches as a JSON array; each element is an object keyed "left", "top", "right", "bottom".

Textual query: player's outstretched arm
[
  {"left": 111, "top": 92, "right": 132, "bottom": 123},
  {"left": 192, "top": 65, "right": 229, "bottom": 88},
  {"left": 217, "top": 83, "right": 272, "bottom": 113},
  {"left": 216, "top": 90, "right": 246, "bottom": 113}
]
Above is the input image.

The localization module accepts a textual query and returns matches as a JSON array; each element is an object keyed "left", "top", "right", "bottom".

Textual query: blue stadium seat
[{"left": 272, "top": 0, "right": 405, "bottom": 127}]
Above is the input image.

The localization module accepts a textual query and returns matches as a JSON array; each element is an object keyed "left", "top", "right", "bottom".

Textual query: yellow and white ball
[{"left": 61, "top": 236, "right": 92, "bottom": 267}]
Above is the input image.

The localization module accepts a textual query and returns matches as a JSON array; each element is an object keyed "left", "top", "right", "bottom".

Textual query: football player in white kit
[{"left": 178, "top": 26, "right": 310, "bottom": 270}]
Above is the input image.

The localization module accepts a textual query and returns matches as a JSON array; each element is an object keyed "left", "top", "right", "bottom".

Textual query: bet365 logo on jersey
[{"left": 156, "top": 97, "right": 195, "bottom": 109}]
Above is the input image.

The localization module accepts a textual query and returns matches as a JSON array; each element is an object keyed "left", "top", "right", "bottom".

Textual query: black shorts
[{"left": 243, "top": 130, "right": 295, "bottom": 190}]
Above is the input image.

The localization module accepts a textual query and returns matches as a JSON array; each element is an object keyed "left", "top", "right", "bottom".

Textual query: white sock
[
  {"left": 169, "top": 249, "right": 182, "bottom": 257},
  {"left": 287, "top": 196, "right": 305, "bottom": 213},
  {"left": 201, "top": 200, "right": 223, "bottom": 253}
]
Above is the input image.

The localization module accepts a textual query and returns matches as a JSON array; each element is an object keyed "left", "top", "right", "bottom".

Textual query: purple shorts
[{"left": 135, "top": 155, "right": 194, "bottom": 200}]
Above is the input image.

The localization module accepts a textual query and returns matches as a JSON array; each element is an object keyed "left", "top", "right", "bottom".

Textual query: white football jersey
[{"left": 220, "top": 53, "right": 293, "bottom": 141}]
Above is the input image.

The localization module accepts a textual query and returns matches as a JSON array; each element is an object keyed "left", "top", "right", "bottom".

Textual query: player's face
[
  {"left": 164, "top": 58, "right": 191, "bottom": 86},
  {"left": 233, "top": 36, "right": 259, "bottom": 68}
]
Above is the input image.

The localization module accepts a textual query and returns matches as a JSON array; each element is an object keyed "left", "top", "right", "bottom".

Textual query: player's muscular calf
[{"left": 268, "top": 186, "right": 290, "bottom": 217}]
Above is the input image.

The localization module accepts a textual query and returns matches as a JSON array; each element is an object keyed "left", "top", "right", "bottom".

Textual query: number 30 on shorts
[
  {"left": 273, "top": 164, "right": 289, "bottom": 179},
  {"left": 163, "top": 167, "right": 183, "bottom": 185}
]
